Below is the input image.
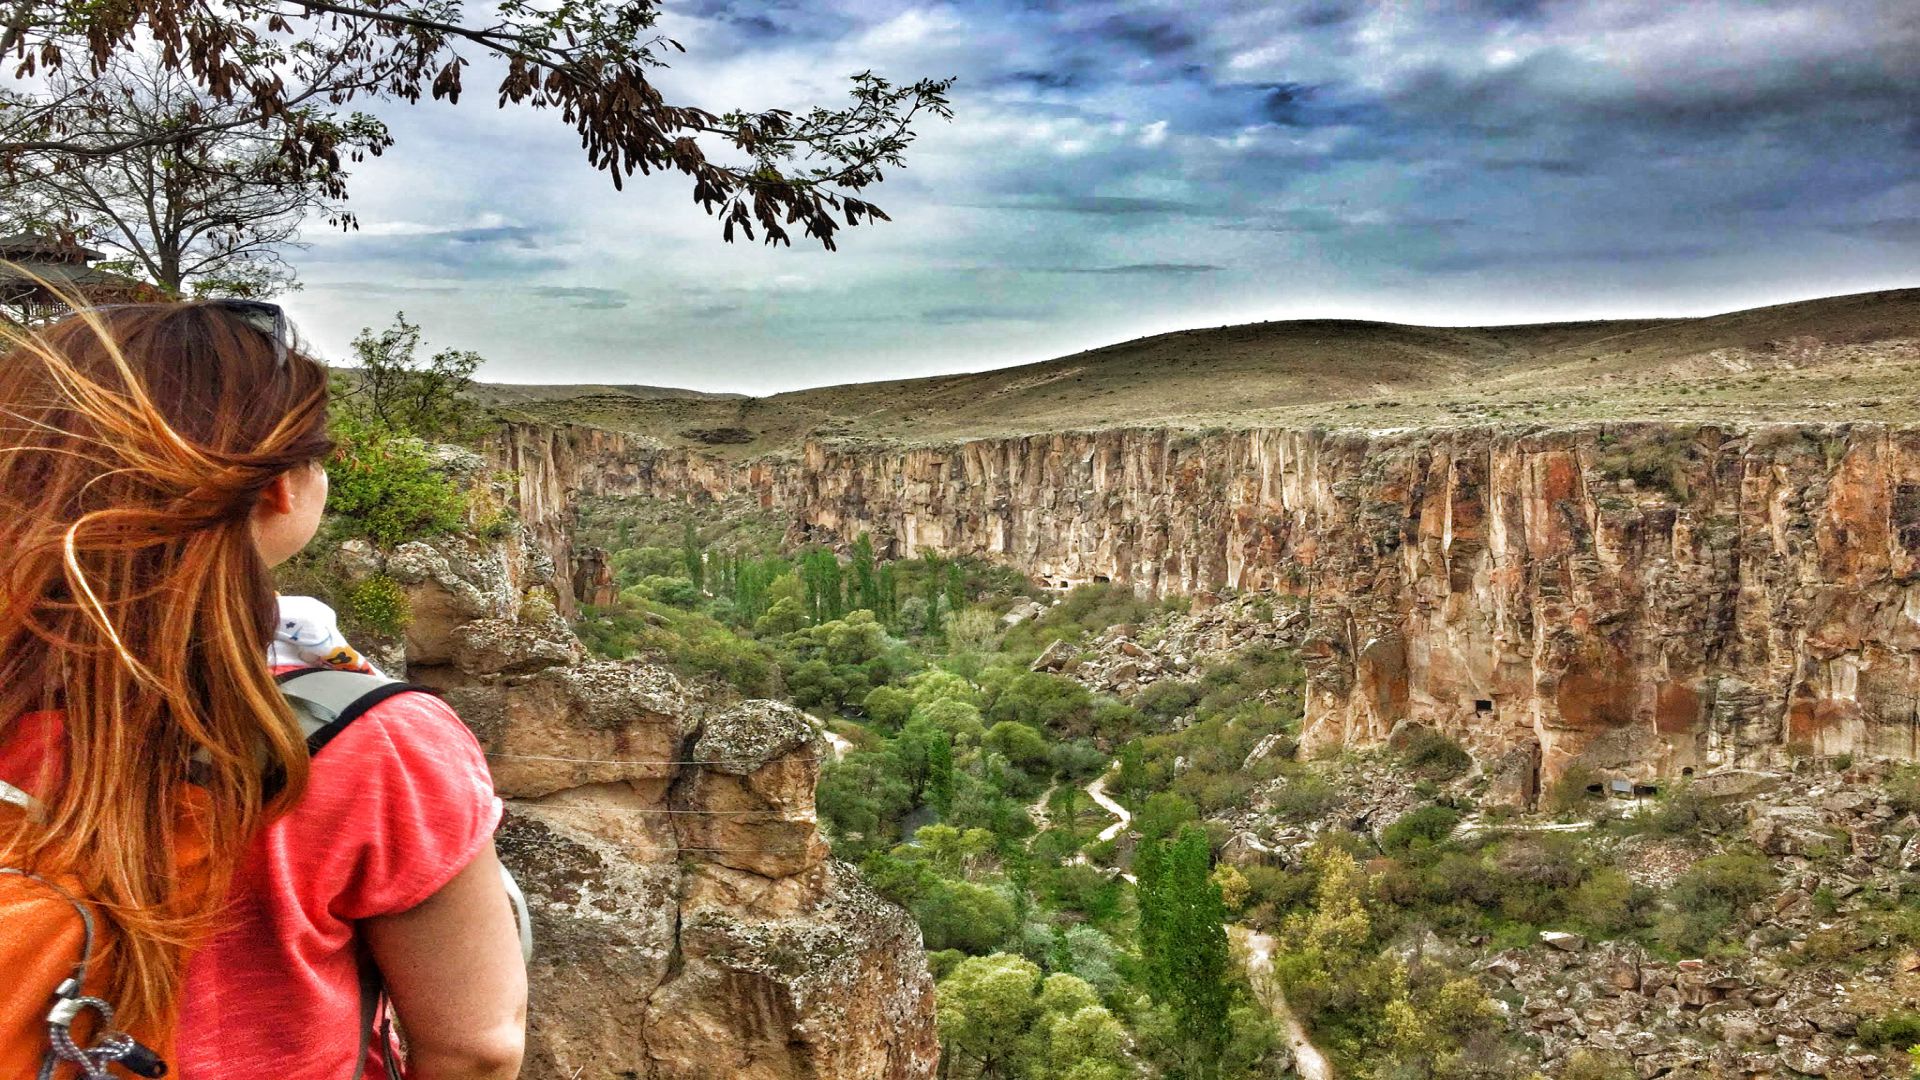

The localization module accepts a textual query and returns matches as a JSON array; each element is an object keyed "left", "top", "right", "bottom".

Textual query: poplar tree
[
  {"left": 681, "top": 520, "right": 704, "bottom": 592},
  {"left": 926, "top": 733, "right": 955, "bottom": 818},
  {"left": 850, "top": 532, "right": 879, "bottom": 613},
  {"left": 1137, "top": 826, "right": 1232, "bottom": 1078}
]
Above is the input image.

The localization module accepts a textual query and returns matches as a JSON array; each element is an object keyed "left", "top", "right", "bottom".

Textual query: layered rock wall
[{"left": 493, "top": 421, "right": 1920, "bottom": 787}]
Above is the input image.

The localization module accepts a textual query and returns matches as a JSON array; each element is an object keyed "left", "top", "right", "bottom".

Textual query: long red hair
[{"left": 0, "top": 298, "right": 333, "bottom": 1028}]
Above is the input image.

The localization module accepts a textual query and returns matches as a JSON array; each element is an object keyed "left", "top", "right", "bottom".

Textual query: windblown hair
[{"left": 0, "top": 297, "right": 332, "bottom": 1029}]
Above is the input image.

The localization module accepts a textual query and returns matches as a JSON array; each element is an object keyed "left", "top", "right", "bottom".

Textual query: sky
[{"left": 285, "top": 0, "right": 1920, "bottom": 393}]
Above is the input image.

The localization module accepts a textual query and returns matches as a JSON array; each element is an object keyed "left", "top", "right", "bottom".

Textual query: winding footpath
[
  {"left": 1084, "top": 769, "right": 1132, "bottom": 843},
  {"left": 1236, "top": 927, "right": 1333, "bottom": 1080},
  {"left": 1073, "top": 762, "right": 1330, "bottom": 1079}
]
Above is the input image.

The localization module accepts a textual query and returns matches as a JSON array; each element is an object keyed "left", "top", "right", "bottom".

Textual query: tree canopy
[{"left": 1, "top": 0, "right": 953, "bottom": 249}]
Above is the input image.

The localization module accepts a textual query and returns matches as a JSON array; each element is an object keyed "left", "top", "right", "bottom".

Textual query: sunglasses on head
[
  {"left": 80, "top": 298, "right": 293, "bottom": 368},
  {"left": 204, "top": 298, "right": 291, "bottom": 369}
]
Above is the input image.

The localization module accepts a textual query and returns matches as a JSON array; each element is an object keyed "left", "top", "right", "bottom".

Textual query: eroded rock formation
[
  {"left": 339, "top": 529, "right": 938, "bottom": 1080},
  {"left": 493, "top": 421, "right": 1920, "bottom": 792}
]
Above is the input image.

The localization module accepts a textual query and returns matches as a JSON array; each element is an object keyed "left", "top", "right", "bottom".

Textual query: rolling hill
[{"left": 481, "top": 287, "right": 1920, "bottom": 457}]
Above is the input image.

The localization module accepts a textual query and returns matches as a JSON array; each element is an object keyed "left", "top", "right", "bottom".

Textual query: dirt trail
[
  {"left": 1085, "top": 769, "right": 1131, "bottom": 843},
  {"left": 821, "top": 729, "right": 854, "bottom": 762},
  {"left": 1236, "top": 927, "right": 1332, "bottom": 1080}
]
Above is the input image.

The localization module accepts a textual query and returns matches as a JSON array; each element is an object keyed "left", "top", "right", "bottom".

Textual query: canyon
[
  {"left": 326, "top": 476, "right": 939, "bottom": 1080},
  {"left": 492, "top": 419, "right": 1920, "bottom": 798}
]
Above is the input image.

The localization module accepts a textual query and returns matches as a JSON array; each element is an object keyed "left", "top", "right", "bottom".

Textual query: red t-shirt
[
  {"left": 176, "top": 679, "right": 503, "bottom": 1078},
  {"left": 0, "top": 678, "right": 504, "bottom": 1079}
]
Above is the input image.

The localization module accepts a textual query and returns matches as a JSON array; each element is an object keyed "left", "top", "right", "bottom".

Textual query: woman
[{"left": 0, "top": 300, "right": 527, "bottom": 1078}]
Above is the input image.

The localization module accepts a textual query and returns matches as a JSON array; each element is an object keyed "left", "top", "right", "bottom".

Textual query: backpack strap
[
  {"left": 271, "top": 667, "right": 434, "bottom": 1080},
  {"left": 273, "top": 667, "right": 439, "bottom": 757}
]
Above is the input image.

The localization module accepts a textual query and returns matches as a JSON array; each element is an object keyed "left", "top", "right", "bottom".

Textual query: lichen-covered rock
[
  {"left": 447, "top": 616, "right": 582, "bottom": 676},
  {"left": 387, "top": 536, "right": 522, "bottom": 663}
]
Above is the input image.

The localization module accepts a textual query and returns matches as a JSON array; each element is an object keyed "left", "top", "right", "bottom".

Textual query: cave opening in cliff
[{"left": 1474, "top": 699, "right": 1494, "bottom": 715}]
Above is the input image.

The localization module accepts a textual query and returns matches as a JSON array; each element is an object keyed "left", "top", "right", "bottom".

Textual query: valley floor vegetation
[{"left": 568, "top": 496, "right": 1920, "bottom": 1080}]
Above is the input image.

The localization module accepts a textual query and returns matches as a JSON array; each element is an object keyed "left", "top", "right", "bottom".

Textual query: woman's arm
[{"left": 362, "top": 840, "right": 529, "bottom": 1080}]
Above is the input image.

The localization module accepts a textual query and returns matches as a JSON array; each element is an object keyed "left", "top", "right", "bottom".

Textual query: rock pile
[{"left": 1030, "top": 593, "right": 1307, "bottom": 698}]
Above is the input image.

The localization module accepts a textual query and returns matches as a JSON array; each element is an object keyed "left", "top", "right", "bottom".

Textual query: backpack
[{"left": 1, "top": 667, "right": 532, "bottom": 1080}]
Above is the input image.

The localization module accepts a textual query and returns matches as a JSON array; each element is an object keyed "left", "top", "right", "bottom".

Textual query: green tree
[
  {"left": 681, "top": 520, "right": 705, "bottom": 592},
  {"left": 333, "top": 312, "right": 484, "bottom": 442},
  {"left": 988, "top": 671, "right": 1093, "bottom": 732},
  {"left": 864, "top": 685, "right": 913, "bottom": 729},
  {"left": 753, "top": 596, "right": 810, "bottom": 638},
  {"left": 850, "top": 532, "right": 880, "bottom": 612},
  {"left": 936, "top": 953, "right": 1040, "bottom": 1079},
  {"left": 915, "top": 880, "right": 1018, "bottom": 954},
  {"left": 927, "top": 733, "right": 956, "bottom": 818},
  {"left": 983, "top": 721, "right": 1051, "bottom": 775},
  {"left": 1114, "top": 740, "right": 1149, "bottom": 810},
  {"left": 1158, "top": 826, "right": 1232, "bottom": 1076},
  {"left": 913, "top": 698, "right": 988, "bottom": 744},
  {"left": 936, "top": 955, "right": 1132, "bottom": 1080}
]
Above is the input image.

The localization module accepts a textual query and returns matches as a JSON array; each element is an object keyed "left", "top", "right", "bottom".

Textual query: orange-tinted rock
[{"left": 495, "top": 421, "right": 1920, "bottom": 788}]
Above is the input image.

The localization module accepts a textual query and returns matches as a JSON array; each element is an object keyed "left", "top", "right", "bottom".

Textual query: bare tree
[
  {"left": 4, "top": 57, "right": 390, "bottom": 296},
  {"left": 0, "top": 0, "right": 954, "bottom": 250}
]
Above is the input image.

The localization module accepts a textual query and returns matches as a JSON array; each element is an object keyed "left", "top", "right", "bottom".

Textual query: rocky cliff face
[
  {"left": 493, "top": 421, "right": 1920, "bottom": 794},
  {"left": 332, "top": 518, "right": 938, "bottom": 1080}
]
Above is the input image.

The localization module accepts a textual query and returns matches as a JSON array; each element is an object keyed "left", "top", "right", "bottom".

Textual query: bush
[
  {"left": 1656, "top": 852, "right": 1776, "bottom": 955},
  {"left": 1134, "top": 679, "right": 1201, "bottom": 723},
  {"left": 1561, "top": 1049, "right": 1635, "bottom": 1080},
  {"left": 1567, "top": 867, "right": 1644, "bottom": 936},
  {"left": 1887, "top": 765, "right": 1920, "bottom": 816},
  {"left": 1398, "top": 728, "right": 1473, "bottom": 780},
  {"left": 1136, "top": 792, "right": 1199, "bottom": 842},
  {"left": 1544, "top": 763, "right": 1601, "bottom": 817},
  {"left": 988, "top": 671, "right": 1093, "bottom": 732},
  {"left": 1636, "top": 781, "right": 1737, "bottom": 838},
  {"left": 325, "top": 418, "right": 469, "bottom": 546},
  {"left": 984, "top": 721, "right": 1052, "bottom": 773},
  {"left": 1380, "top": 805, "right": 1462, "bottom": 854},
  {"left": 1267, "top": 773, "right": 1338, "bottom": 822},
  {"left": 344, "top": 574, "right": 410, "bottom": 637},
  {"left": 1856, "top": 1011, "right": 1920, "bottom": 1048},
  {"left": 1670, "top": 853, "right": 1775, "bottom": 911}
]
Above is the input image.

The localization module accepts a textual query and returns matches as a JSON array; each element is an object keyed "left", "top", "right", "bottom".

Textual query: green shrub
[
  {"left": 1567, "top": 867, "right": 1645, "bottom": 936},
  {"left": 1670, "top": 853, "right": 1775, "bottom": 910},
  {"left": 1381, "top": 805, "right": 1462, "bottom": 854},
  {"left": 344, "top": 574, "right": 410, "bottom": 637},
  {"left": 1592, "top": 430, "right": 1699, "bottom": 498},
  {"left": 1398, "top": 728, "right": 1473, "bottom": 780},
  {"left": 1636, "top": 781, "right": 1737, "bottom": 838},
  {"left": 1267, "top": 773, "right": 1338, "bottom": 822},
  {"left": 1544, "top": 763, "right": 1601, "bottom": 817},
  {"left": 1888, "top": 765, "right": 1920, "bottom": 816},
  {"left": 1561, "top": 1049, "right": 1635, "bottom": 1080},
  {"left": 1656, "top": 852, "right": 1776, "bottom": 955},
  {"left": 325, "top": 417, "right": 469, "bottom": 546},
  {"left": 1856, "top": 1011, "right": 1920, "bottom": 1048}
]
